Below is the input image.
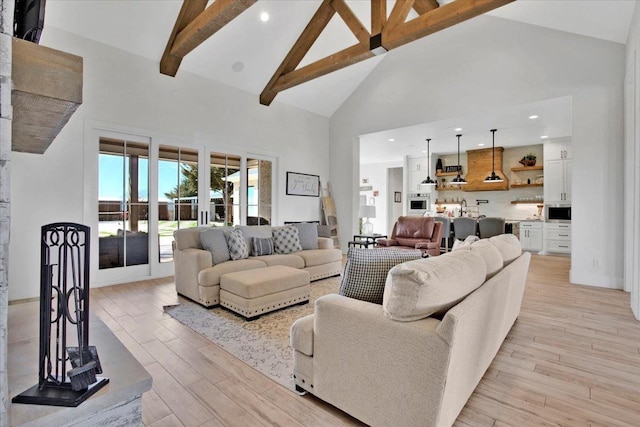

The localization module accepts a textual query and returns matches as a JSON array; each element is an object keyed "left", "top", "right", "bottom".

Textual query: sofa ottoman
[{"left": 220, "top": 265, "right": 311, "bottom": 320}]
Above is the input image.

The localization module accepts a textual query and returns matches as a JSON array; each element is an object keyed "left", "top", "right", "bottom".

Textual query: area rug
[{"left": 164, "top": 275, "right": 340, "bottom": 391}]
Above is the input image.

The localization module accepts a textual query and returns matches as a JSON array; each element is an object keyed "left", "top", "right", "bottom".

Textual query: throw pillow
[
  {"left": 383, "top": 250, "right": 487, "bottom": 321},
  {"left": 225, "top": 229, "right": 249, "bottom": 260},
  {"left": 339, "top": 248, "right": 423, "bottom": 304},
  {"left": 292, "top": 223, "right": 319, "bottom": 250},
  {"left": 198, "top": 228, "right": 231, "bottom": 265},
  {"left": 272, "top": 226, "right": 303, "bottom": 254},
  {"left": 235, "top": 225, "right": 272, "bottom": 250},
  {"left": 252, "top": 237, "right": 275, "bottom": 256}
]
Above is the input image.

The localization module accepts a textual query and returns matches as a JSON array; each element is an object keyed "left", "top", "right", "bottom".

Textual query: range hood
[{"left": 463, "top": 147, "right": 509, "bottom": 191}]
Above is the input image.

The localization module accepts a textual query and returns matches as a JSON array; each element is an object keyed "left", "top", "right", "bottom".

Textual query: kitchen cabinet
[
  {"left": 544, "top": 223, "right": 571, "bottom": 254},
  {"left": 520, "top": 221, "right": 543, "bottom": 252},
  {"left": 544, "top": 140, "right": 572, "bottom": 160},
  {"left": 544, "top": 158, "right": 571, "bottom": 202},
  {"left": 407, "top": 156, "right": 430, "bottom": 192}
]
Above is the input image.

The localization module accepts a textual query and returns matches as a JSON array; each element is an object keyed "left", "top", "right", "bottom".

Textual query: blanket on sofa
[{"left": 164, "top": 275, "right": 340, "bottom": 391}]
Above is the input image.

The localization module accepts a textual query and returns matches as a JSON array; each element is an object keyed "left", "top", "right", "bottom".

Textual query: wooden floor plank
[{"left": 91, "top": 255, "right": 640, "bottom": 426}]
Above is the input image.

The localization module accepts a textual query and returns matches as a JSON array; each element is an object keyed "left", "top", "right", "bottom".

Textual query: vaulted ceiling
[{"left": 44, "top": 1, "right": 636, "bottom": 117}]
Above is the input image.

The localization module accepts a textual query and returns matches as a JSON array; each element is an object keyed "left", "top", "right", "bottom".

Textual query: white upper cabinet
[
  {"left": 407, "top": 156, "right": 430, "bottom": 191},
  {"left": 544, "top": 139, "right": 572, "bottom": 160},
  {"left": 544, "top": 140, "right": 572, "bottom": 203}
]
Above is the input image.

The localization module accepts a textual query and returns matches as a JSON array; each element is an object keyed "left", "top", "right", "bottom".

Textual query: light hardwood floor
[{"left": 90, "top": 255, "right": 640, "bottom": 427}]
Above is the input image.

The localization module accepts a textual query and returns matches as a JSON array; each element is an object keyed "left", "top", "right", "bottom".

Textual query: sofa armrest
[
  {"left": 173, "top": 248, "right": 212, "bottom": 299},
  {"left": 415, "top": 241, "right": 439, "bottom": 249},
  {"left": 291, "top": 314, "right": 314, "bottom": 356},
  {"left": 312, "top": 294, "right": 450, "bottom": 426},
  {"left": 317, "top": 237, "right": 333, "bottom": 249},
  {"left": 375, "top": 238, "right": 398, "bottom": 247}
]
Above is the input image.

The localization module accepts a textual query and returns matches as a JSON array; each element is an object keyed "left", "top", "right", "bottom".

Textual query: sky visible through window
[{"left": 100, "top": 154, "right": 179, "bottom": 202}]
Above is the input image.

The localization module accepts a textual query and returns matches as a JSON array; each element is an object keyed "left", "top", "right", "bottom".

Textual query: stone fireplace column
[{"left": 0, "top": 0, "right": 12, "bottom": 424}]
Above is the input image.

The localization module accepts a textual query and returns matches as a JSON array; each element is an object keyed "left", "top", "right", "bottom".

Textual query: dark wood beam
[
  {"left": 371, "top": 0, "right": 386, "bottom": 35},
  {"left": 331, "top": 0, "right": 370, "bottom": 45},
  {"left": 161, "top": 0, "right": 255, "bottom": 77},
  {"left": 160, "top": 0, "right": 207, "bottom": 77},
  {"left": 385, "top": 0, "right": 514, "bottom": 50},
  {"left": 260, "top": 0, "right": 336, "bottom": 106},
  {"left": 412, "top": 0, "right": 440, "bottom": 15}
]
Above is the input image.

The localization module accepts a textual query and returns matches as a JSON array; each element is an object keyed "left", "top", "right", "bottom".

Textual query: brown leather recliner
[{"left": 376, "top": 216, "right": 443, "bottom": 256}]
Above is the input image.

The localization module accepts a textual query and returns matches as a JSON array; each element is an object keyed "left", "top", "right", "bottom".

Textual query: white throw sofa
[
  {"left": 290, "top": 234, "right": 531, "bottom": 427},
  {"left": 173, "top": 226, "right": 342, "bottom": 307}
]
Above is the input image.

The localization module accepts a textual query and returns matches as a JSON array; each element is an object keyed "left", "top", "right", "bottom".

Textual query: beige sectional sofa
[
  {"left": 290, "top": 234, "right": 531, "bottom": 427},
  {"left": 173, "top": 226, "right": 342, "bottom": 307}
]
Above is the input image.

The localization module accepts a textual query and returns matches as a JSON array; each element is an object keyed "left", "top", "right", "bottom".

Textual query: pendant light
[
  {"left": 451, "top": 134, "right": 467, "bottom": 185},
  {"left": 483, "top": 129, "right": 504, "bottom": 183},
  {"left": 420, "top": 138, "right": 436, "bottom": 186}
]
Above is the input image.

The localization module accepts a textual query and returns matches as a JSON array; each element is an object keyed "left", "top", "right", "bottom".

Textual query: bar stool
[{"left": 434, "top": 217, "right": 452, "bottom": 253}]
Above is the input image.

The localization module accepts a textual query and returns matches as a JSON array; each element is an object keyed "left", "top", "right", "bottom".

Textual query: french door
[{"left": 89, "top": 126, "right": 275, "bottom": 285}]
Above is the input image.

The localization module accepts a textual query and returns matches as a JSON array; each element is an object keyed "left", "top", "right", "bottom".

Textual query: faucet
[{"left": 460, "top": 199, "right": 467, "bottom": 217}]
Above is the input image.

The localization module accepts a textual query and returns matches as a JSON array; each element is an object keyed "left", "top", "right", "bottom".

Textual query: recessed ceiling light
[
  {"left": 260, "top": 12, "right": 269, "bottom": 22},
  {"left": 388, "top": 138, "right": 395, "bottom": 142},
  {"left": 231, "top": 61, "right": 244, "bottom": 72},
  {"left": 540, "top": 135, "right": 549, "bottom": 139},
  {"left": 529, "top": 115, "right": 539, "bottom": 119},
  {"left": 454, "top": 128, "right": 462, "bottom": 131},
  {"left": 478, "top": 143, "right": 485, "bottom": 147}
]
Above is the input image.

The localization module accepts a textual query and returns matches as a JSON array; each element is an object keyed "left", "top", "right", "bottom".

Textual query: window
[
  {"left": 209, "top": 152, "right": 241, "bottom": 226},
  {"left": 247, "top": 158, "right": 272, "bottom": 225}
]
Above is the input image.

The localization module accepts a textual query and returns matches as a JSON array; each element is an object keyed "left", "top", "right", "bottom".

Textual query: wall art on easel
[{"left": 286, "top": 172, "right": 320, "bottom": 197}]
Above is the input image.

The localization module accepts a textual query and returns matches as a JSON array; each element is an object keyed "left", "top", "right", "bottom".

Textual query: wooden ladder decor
[{"left": 321, "top": 182, "right": 340, "bottom": 249}]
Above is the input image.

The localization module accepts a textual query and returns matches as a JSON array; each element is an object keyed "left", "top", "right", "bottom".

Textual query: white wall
[
  {"left": 330, "top": 15, "right": 625, "bottom": 290},
  {"left": 360, "top": 161, "right": 402, "bottom": 236},
  {"left": 8, "top": 28, "right": 330, "bottom": 301},
  {"left": 625, "top": 1, "right": 640, "bottom": 320}
]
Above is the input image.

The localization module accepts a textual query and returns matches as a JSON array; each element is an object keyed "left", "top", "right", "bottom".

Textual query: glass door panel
[
  {"left": 158, "top": 145, "right": 199, "bottom": 263},
  {"left": 247, "top": 158, "right": 272, "bottom": 225},
  {"left": 209, "top": 152, "right": 241, "bottom": 226},
  {"left": 98, "top": 137, "right": 149, "bottom": 270}
]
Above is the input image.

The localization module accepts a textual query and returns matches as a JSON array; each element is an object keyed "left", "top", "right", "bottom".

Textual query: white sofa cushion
[
  {"left": 454, "top": 238, "right": 503, "bottom": 280},
  {"left": 198, "top": 259, "right": 267, "bottom": 287},
  {"left": 489, "top": 234, "right": 522, "bottom": 266},
  {"left": 382, "top": 250, "right": 487, "bottom": 321}
]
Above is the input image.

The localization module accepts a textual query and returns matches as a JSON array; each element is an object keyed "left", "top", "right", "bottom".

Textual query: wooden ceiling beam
[
  {"left": 371, "top": 0, "right": 387, "bottom": 35},
  {"left": 384, "top": 0, "right": 415, "bottom": 36},
  {"left": 412, "top": 0, "right": 440, "bottom": 15},
  {"left": 261, "top": 0, "right": 514, "bottom": 106},
  {"left": 331, "top": 0, "right": 370, "bottom": 45},
  {"left": 160, "top": 0, "right": 208, "bottom": 77},
  {"left": 272, "top": 44, "right": 373, "bottom": 94},
  {"left": 385, "top": 0, "right": 514, "bottom": 50},
  {"left": 260, "top": 0, "right": 336, "bottom": 106},
  {"left": 161, "top": 0, "right": 256, "bottom": 77}
]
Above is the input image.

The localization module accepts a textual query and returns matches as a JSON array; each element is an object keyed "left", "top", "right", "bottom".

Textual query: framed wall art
[{"left": 286, "top": 172, "right": 320, "bottom": 197}]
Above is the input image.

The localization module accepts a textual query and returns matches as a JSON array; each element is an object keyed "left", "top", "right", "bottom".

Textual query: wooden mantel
[{"left": 11, "top": 38, "right": 83, "bottom": 154}]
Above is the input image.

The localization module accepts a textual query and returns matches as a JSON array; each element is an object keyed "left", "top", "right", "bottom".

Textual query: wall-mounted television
[{"left": 14, "top": 0, "right": 46, "bottom": 43}]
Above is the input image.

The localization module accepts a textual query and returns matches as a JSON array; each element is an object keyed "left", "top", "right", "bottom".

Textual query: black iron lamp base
[{"left": 12, "top": 377, "right": 109, "bottom": 407}]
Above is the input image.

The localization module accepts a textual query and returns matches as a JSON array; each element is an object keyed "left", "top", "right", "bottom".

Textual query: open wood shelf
[
  {"left": 511, "top": 200, "right": 544, "bottom": 204},
  {"left": 435, "top": 171, "right": 460, "bottom": 177},
  {"left": 511, "top": 165, "right": 543, "bottom": 172},
  {"left": 435, "top": 187, "right": 464, "bottom": 191},
  {"left": 511, "top": 183, "right": 543, "bottom": 188}
]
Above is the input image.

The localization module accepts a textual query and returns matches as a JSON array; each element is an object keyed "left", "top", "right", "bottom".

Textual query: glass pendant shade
[
  {"left": 452, "top": 134, "right": 467, "bottom": 185},
  {"left": 483, "top": 128, "right": 504, "bottom": 183},
  {"left": 421, "top": 138, "right": 436, "bottom": 186}
]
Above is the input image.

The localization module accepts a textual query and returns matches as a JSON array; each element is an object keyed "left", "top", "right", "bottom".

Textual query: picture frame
[
  {"left": 394, "top": 191, "right": 402, "bottom": 203},
  {"left": 286, "top": 172, "right": 320, "bottom": 197},
  {"left": 445, "top": 165, "right": 462, "bottom": 173}
]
